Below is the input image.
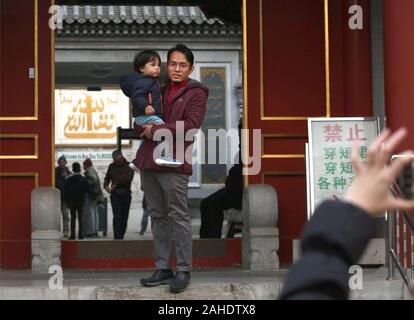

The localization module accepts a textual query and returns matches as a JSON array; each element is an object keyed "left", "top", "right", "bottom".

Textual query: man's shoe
[
  {"left": 170, "top": 271, "right": 191, "bottom": 293},
  {"left": 140, "top": 269, "right": 174, "bottom": 287},
  {"left": 155, "top": 157, "right": 182, "bottom": 168}
]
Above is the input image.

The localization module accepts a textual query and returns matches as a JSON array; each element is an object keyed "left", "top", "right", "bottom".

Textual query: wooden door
[
  {"left": 0, "top": 0, "right": 53, "bottom": 268},
  {"left": 243, "top": 0, "right": 373, "bottom": 264}
]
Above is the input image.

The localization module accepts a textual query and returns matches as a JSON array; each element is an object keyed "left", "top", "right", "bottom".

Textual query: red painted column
[
  {"left": 383, "top": 0, "right": 414, "bottom": 151},
  {"left": 342, "top": 0, "right": 373, "bottom": 117}
]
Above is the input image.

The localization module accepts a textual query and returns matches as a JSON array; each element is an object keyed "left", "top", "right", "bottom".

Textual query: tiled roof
[{"left": 57, "top": 5, "right": 241, "bottom": 37}]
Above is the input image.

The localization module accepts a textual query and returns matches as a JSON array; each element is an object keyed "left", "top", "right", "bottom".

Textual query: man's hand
[
  {"left": 140, "top": 124, "right": 154, "bottom": 140},
  {"left": 344, "top": 127, "right": 414, "bottom": 216},
  {"left": 105, "top": 184, "right": 116, "bottom": 193},
  {"left": 145, "top": 105, "right": 155, "bottom": 116}
]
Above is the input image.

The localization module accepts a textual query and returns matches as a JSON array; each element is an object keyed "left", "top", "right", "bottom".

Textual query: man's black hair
[
  {"left": 72, "top": 162, "right": 81, "bottom": 173},
  {"left": 167, "top": 44, "right": 194, "bottom": 66},
  {"left": 133, "top": 50, "right": 161, "bottom": 73}
]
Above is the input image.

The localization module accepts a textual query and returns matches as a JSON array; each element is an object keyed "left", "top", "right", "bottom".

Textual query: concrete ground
[{"left": 0, "top": 267, "right": 408, "bottom": 300}]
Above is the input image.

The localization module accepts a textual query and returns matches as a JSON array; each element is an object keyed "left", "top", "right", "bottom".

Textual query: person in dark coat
[
  {"left": 82, "top": 158, "right": 103, "bottom": 237},
  {"left": 55, "top": 155, "right": 71, "bottom": 237},
  {"left": 280, "top": 128, "right": 414, "bottom": 300},
  {"left": 103, "top": 149, "right": 134, "bottom": 240},
  {"left": 65, "top": 162, "right": 89, "bottom": 240},
  {"left": 199, "top": 163, "right": 243, "bottom": 238},
  {"left": 120, "top": 49, "right": 181, "bottom": 170},
  {"left": 120, "top": 49, "right": 163, "bottom": 127},
  {"left": 200, "top": 122, "right": 244, "bottom": 238}
]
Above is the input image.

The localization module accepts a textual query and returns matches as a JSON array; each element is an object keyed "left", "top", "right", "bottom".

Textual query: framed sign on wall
[
  {"left": 55, "top": 89, "right": 130, "bottom": 146},
  {"left": 306, "top": 117, "right": 381, "bottom": 219}
]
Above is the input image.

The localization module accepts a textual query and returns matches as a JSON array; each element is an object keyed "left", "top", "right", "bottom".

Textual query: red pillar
[
  {"left": 383, "top": 0, "right": 414, "bottom": 151},
  {"left": 328, "top": 0, "right": 373, "bottom": 117},
  {"left": 342, "top": 0, "right": 373, "bottom": 117}
]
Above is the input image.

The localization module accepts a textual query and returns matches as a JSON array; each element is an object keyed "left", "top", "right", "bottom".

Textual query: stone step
[
  {"left": 96, "top": 282, "right": 280, "bottom": 300},
  {"left": 348, "top": 268, "right": 407, "bottom": 300},
  {"left": 61, "top": 238, "right": 242, "bottom": 269},
  {"left": 0, "top": 268, "right": 409, "bottom": 300}
]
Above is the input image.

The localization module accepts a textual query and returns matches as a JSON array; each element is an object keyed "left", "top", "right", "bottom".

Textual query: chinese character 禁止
[
  {"left": 317, "top": 177, "right": 331, "bottom": 190},
  {"left": 333, "top": 177, "right": 347, "bottom": 190},
  {"left": 339, "top": 147, "right": 352, "bottom": 160},
  {"left": 346, "top": 124, "right": 367, "bottom": 142},
  {"left": 324, "top": 147, "right": 337, "bottom": 160},
  {"left": 324, "top": 124, "right": 343, "bottom": 142},
  {"left": 325, "top": 162, "right": 337, "bottom": 175},
  {"left": 340, "top": 162, "right": 354, "bottom": 174}
]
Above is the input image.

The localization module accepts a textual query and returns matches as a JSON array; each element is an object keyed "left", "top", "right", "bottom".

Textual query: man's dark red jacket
[{"left": 133, "top": 79, "right": 209, "bottom": 175}]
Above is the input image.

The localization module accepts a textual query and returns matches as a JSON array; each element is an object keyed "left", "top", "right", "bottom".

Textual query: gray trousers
[{"left": 141, "top": 171, "right": 191, "bottom": 272}]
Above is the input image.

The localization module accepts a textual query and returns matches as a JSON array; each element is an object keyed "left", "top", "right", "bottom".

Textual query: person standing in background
[
  {"left": 83, "top": 158, "right": 103, "bottom": 237},
  {"left": 55, "top": 155, "right": 71, "bottom": 238},
  {"left": 104, "top": 150, "right": 135, "bottom": 240},
  {"left": 65, "top": 162, "right": 89, "bottom": 240}
]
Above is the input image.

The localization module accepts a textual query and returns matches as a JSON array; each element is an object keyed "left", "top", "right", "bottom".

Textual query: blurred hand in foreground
[{"left": 344, "top": 127, "right": 414, "bottom": 216}]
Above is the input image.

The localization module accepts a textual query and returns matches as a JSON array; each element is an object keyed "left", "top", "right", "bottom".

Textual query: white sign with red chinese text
[{"left": 307, "top": 117, "right": 381, "bottom": 218}]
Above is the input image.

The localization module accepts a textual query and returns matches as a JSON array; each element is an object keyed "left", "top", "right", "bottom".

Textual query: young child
[{"left": 120, "top": 50, "right": 181, "bottom": 171}]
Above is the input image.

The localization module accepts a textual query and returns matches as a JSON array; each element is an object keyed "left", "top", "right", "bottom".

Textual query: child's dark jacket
[{"left": 120, "top": 73, "right": 162, "bottom": 118}]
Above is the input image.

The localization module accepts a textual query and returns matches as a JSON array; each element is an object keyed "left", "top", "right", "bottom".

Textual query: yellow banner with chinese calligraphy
[{"left": 55, "top": 90, "right": 130, "bottom": 145}]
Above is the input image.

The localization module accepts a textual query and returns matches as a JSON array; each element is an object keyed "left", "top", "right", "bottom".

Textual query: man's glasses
[{"left": 168, "top": 61, "right": 190, "bottom": 70}]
